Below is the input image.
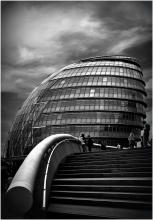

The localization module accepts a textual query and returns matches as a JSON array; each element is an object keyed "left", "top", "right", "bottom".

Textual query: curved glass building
[{"left": 6, "top": 55, "right": 147, "bottom": 156}]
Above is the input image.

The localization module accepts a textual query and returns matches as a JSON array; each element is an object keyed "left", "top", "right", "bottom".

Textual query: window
[
  {"left": 90, "top": 89, "right": 95, "bottom": 97},
  {"left": 103, "top": 77, "right": 107, "bottom": 82}
]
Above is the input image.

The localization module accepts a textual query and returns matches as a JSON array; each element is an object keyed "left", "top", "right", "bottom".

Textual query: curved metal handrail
[
  {"left": 6, "top": 134, "right": 81, "bottom": 216},
  {"left": 42, "top": 138, "right": 82, "bottom": 210}
]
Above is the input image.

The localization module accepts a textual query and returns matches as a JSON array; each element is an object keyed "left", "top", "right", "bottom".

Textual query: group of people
[
  {"left": 79, "top": 133, "right": 93, "bottom": 152},
  {"left": 79, "top": 134, "right": 106, "bottom": 152},
  {"left": 79, "top": 123, "right": 151, "bottom": 152},
  {"left": 128, "top": 123, "right": 151, "bottom": 149}
]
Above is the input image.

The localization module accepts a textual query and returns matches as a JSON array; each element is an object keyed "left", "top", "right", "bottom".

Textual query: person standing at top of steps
[
  {"left": 141, "top": 129, "right": 144, "bottom": 148},
  {"left": 143, "top": 123, "right": 150, "bottom": 147},
  {"left": 86, "top": 135, "right": 93, "bottom": 152},
  {"left": 98, "top": 140, "right": 106, "bottom": 150},
  {"left": 117, "top": 143, "right": 121, "bottom": 150},
  {"left": 128, "top": 130, "right": 136, "bottom": 149},
  {"left": 79, "top": 133, "right": 87, "bottom": 152}
]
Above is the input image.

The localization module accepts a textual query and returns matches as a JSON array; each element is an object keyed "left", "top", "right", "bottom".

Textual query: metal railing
[{"left": 42, "top": 138, "right": 82, "bottom": 210}]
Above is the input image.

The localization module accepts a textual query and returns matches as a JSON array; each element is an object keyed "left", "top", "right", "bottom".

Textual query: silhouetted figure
[
  {"left": 87, "top": 135, "right": 93, "bottom": 152},
  {"left": 117, "top": 143, "right": 121, "bottom": 150},
  {"left": 148, "top": 138, "right": 152, "bottom": 148},
  {"left": 128, "top": 131, "right": 136, "bottom": 149},
  {"left": 141, "top": 129, "right": 144, "bottom": 148},
  {"left": 79, "top": 133, "right": 87, "bottom": 152},
  {"left": 98, "top": 141, "right": 106, "bottom": 150},
  {"left": 143, "top": 123, "right": 150, "bottom": 147}
]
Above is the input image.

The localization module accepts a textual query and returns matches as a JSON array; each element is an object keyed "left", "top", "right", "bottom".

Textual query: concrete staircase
[{"left": 47, "top": 147, "right": 152, "bottom": 219}]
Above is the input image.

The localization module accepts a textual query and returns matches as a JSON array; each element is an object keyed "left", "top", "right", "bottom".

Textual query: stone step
[
  {"left": 62, "top": 158, "right": 152, "bottom": 166},
  {"left": 52, "top": 184, "right": 152, "bottom": 193},
  {"left": 51, "top": 190, "right": 152, "bottom": 202},
  {"left": 67, "top": 153, "right": 151, "bottom": 161},
  {"left": 53, "top": 177, "right": 152, "bottom": 186},
  {"left": 65, "top": 156, "right": 152, "bottom": 163},
  {"left": 58, "top": 167, "right": 152, "bottom": 174},
  {"left": 55, "top": 171, "right": 152, "bottom": 178},
  {"left": 49, "top": 196, "right": 152, "bottom": 210},
  {"left": 60, "top": 162, "right": 152, "bottom": 170},
  {"left": 71, "top": 148, "right": 152, "bottom": 158},
  {"left": 47, "top": 203, "right": 152, "bottom": 219}
]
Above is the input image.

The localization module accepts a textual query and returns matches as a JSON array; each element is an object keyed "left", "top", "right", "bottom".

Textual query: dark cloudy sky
[{"left": 1, "top": 1, "right": 152, "bottom": 150}]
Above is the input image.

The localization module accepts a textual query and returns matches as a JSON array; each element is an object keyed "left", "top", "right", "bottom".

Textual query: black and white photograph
[{"left": 1, "top": 1, "right": 152, "bottom": 219}]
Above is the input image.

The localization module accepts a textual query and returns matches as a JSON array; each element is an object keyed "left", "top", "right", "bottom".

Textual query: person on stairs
[
  {"left": 98, "top": 140, "right": 106, "bottom": 150},
  {"left": 143, "top": 123, "right": 150, "bottom": 148},
  {"left": 128, "top": 130, "right": 136, "bottom": 149},
  {"left": 86, "top": 135, "right": 93, "bottom": 152},
  {"left": 79, "top": 133, "right": 87, "bottom": 152}
]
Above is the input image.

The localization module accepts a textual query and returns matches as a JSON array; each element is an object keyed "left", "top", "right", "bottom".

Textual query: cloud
[
  {"left": 18, "top": 47, "right": 42, "bottom": 63},
  {"left": 90, "top": 1, "right": 152, "bottom": 31},
  {"left": 123, "top": 40, "right": 152, "bottom": 70},
  {"left": 108, "top": 27, "right": 151, "bottom": 54},
  {"left": 2, "top": 1, "right": 151, "bottom": 72},
  {"left": 1, "top": 64, "right": 55, "bottom": 98}
]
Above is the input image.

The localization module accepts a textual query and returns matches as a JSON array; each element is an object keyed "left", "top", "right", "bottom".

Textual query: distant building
[{"left": 6, "top": 55, "right": 147, "bottom": 156}]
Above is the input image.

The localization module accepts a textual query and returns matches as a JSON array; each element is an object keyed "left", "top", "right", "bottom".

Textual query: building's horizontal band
[
  {"left": 39, "top": 132, "right": 129, "bottom": 139},
  {"left": 12, "top": 120, "right": 144, "bottom": 130},
  {"left": 54, "top": 66, "right": 144, "bottom": 81},
  {"left": 49, "top": 76, "right": 145, "bottom": 93},
  {"left": 55, "top": 74, "right": 145, "bottom": 88},
  {"left": 78, "top": 55, "right": 141, "bottom": 67},
  {"left": 40, "top": 87, "right": 146, "bottom": 103},
  {"left": 11, "top": 118, "right": 144, "bottom": 140},
  {"left": 34, "top": 121, "right": 143, "bottom": 128},
  {"left": 32, "top": 124, "right": 140, "bottom": 131},
  {"left": 66, "top": 59, "right": 141, "bottom": 71},
  {"left": 42, "top": 110, "right": 146, "bottom": 118},
  {"left": 48, "top": 83, "right": 146, "bottom": 97},
  {"left": 12, "top": 108, "right": 146, "bottom": 138},
  {"left": 19, "top": 79, "right": 146, "bottom": 116},
  {"left": 19, "top": 98, "right": 146, "bottom": 119},
  {"left": 18, "top": 96, "right": 147, "bottom": 120},
  {"left": 34, "top": 112, "right": 144, "bottom": 127},
  {"left": 41, "top": 97, "right": 146, "bottom": 107},
  {"left": 42, "top": 99, "right": 146, "bottom": 115}
]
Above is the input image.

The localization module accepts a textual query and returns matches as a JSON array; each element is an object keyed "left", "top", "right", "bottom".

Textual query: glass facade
[{"left": 6, "top": 55, "right": 147, "bottom": 156}]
